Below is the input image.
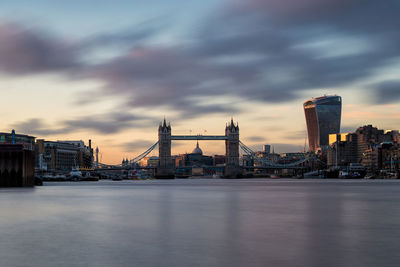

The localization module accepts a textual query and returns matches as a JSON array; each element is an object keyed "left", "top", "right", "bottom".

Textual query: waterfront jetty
[{"left": 0, "top": 144, "right": 35, "bottom": 187}]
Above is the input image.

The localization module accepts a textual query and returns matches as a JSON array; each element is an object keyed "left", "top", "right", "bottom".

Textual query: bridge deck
[{"left": 171, "top": 135, "right": 227, "bottom": 140}]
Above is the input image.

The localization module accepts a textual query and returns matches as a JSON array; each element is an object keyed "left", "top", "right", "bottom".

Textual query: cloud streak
[
  {"left": 1, "top": 0, "right": 399, "bottom": 121},
  {"left": 372, "top": 80, "right": 400, "bottom": 104},
  {"left": 0, "top": 22, "right": 79, "bottom": 75},
  {"left": 11, "top": 112, "right": 157, "bottom": 136}
]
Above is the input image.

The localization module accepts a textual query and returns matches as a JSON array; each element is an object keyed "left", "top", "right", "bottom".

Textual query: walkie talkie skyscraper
[{"left": 304, "top": 95, "right": 342, "bottom": 152}]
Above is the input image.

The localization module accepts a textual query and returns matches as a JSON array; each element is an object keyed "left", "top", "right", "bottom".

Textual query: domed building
[
  {"left": 175, "top": 141, "right": 213, "bottom": 168},
  {"left": 192, "top": 141, "right": 203, "bottom": 155}
]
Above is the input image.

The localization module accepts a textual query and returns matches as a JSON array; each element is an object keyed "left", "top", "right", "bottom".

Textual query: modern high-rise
[{"left": 304, "top": 95, "right": 342, "bottom": 152}]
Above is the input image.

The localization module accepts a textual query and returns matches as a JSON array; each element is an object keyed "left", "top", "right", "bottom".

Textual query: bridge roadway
[
  {"left": 96, "top": 165, "right": 306, "bottom": 171},
  {"left": 94, "top": 166, "right": 156, "bottom": 171},
  {"left": 244, "top": 166, "right": 305, "bottom": 170},
  {"left": 171, "top": 135, "right": 227, "bottom": 140}
]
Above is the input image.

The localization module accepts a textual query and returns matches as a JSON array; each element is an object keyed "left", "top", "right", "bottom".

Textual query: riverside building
[
  {"left": 304, "top": 95, "right": 342, "bottom": 153},
  {"left": 0, "top": 131, "right": 35, "bottom": 187},
  {"left": 327, "top": 125, "right": 400, "bottom": 171},
  {"left": 36, "top": 139, "right": 94, "bottom": 171}
]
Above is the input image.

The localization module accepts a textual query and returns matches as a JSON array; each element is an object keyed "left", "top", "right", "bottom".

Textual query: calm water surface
[{"left": 1, "top": 179, "right": 400, "bottom": 267}]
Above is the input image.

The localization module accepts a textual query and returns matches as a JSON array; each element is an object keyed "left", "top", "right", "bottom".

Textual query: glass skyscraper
[{"left": 304, "top": 95, "right": 342, "bottom": 152}]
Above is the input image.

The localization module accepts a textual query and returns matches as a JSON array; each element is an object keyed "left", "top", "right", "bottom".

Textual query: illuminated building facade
[{"left": 304, "top": 95, "right": 342, "bottom": 152}]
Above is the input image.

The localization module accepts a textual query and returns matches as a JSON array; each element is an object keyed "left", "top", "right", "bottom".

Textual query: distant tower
[
  {"left": 157, "top": 118, "right": 174, "bottom": 178},
  {"left": 95, "top": 147, "right": 99, "bottom": 168},
  {"left": 304, "top": 95, "right": 342, "bottom": 152},
  {"left": 224, "top": 119, "right": 241, "bottom": 178},
  {"left": 89, "top": 139, "right": 94, "bottom": 168},
  {"left": 11, "top": 129, "right": 15, "bottom": 144}
]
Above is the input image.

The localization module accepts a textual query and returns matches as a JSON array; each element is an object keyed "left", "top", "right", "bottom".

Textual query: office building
[
  {"left": 36, "top": 139, "right": 93, "bottom": 171},
  {"left": 327, "top": 125, "right": 400, "bottom": 169},
  {"left": 304, "top": 95, "right": 342, "bottom": 152}
]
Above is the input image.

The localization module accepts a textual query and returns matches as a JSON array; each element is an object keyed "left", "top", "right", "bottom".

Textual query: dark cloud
[
  {"left": 83, "top": 0, "right": 400, "bottom": 112},
  {"left": 63, "top": 112, "right": 155, "bottom": 134},
  {"left": 197, "top": 1, "right": 400, "bottom": 96},
  {"left": 1, "top": 0, "right": 400, "bottom": 119},
  {"left": 171, "top": 100, "right": 239, "bottom": 120},
  {"left": 232, "top": 0, "right": 397, "bottom": 32},
  {"left": 372, "top": 80, "right": 400, "bottom": 104},
  {"left": 247, "top": 136, "right": 267, "bottom": 142},
  {"left": 253, "top": 115, "right": 282, "bottom": 121},
  {"left": 79, "top": 21, "right": 165, "bottom": 49},
  {"left": 11, "top": 118, "right": 69, "bottom": 136},
  {"left": 0, "top": 22, "right": 79, "bottom": 74},
  {"left": 63, "top": 118, "right": 129, "bottom": 134},
  {"left": 11, "top": 113, "right": 157, "bottom": 137},
  {"left": 282, "top": 130, "right": 308, "bottom": 140}
]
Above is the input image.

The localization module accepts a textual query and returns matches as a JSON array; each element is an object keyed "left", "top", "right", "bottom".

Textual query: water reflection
[
  {"left": 1, "top": 180, "right": 400, "bottom": 267},
  {"left": 304, "top": 185, "right": 346, "bottom": 266}
]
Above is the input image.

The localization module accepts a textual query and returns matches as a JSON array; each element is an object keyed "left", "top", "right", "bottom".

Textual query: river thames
[{"left": 1, "top": 179, "right": 400, "bottom": 267}]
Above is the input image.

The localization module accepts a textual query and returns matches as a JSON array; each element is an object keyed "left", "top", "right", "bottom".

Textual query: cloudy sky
[{"left": 1, "top": 0, "right": 399, "bottom": 164}]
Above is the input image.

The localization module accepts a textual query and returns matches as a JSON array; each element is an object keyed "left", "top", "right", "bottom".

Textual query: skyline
[{"left": 1, "top": 0, "right": 400, "bottom": 164}]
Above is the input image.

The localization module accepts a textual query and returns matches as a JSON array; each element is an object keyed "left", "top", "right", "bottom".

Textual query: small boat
[
  {"left": 70, "top": 169, "right": 83, "bottom": 181},
  {"left": 128, "top": 170, "right": 148, "bottom": 180}
]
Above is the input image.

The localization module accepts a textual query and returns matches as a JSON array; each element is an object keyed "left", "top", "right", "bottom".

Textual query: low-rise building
[
  {"left": 140, "top": 156, "right": 159, "bottom": 167},
  {"left": 381, "top": 144, "right": 400, "bottom": 172},
  {"left": 213, "top": 155, "right": 226, "bottom": 166},
  {"left": 328, "top": 126, "right": 400, "bottom": 171},
  {"left": 36, "top": 139, "right": 93, "bottom": 171},
  {"left": 174, "top": 142, "right": 213, "bottom": 168},
  {"left": 0, "top": 131, "right": 35, "bottom": 150},
  {"left": 327, "top": 133, "right": 358, "bottom": 167}
]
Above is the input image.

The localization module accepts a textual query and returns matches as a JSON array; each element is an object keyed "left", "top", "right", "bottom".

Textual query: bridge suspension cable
[
  {"left": 96, "top": 141, "right": 159, "bottom": 169},
  {"left": 239, "top": 141, "right": 257, "bottom": 157},
  {"left": 97, "top": 140, "right": 320, "bottom": 169},
  {"left": 129, "top": 141, "right": 159, "bottom": 164}
]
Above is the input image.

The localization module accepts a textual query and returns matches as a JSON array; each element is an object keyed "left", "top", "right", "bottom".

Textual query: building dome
[{"left": 192, "top": 141, "right": 203, "bottom": 155}]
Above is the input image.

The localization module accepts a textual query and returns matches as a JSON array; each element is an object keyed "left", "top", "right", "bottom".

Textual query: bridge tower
[
  {"left": 225, "top": 119, "right": 242, "bottom": 178},
  {"left": 157, "top": 118, "right": 174, "bottom": 178}
]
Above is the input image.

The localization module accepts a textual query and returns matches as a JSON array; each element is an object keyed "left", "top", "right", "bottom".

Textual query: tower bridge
[
  {"left": 97, "top": 118, "right": 313, "bottom": 178},
  {"left": 157, "top": 118, "right": 240, "bottom": 178},
  {"left": 171, "top": 135, "right": 228, "bottom": 140}
]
